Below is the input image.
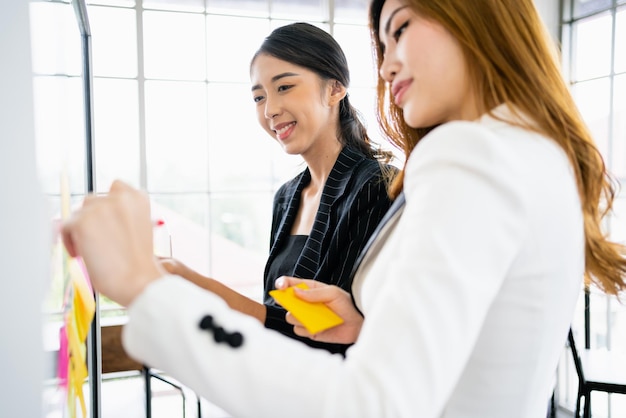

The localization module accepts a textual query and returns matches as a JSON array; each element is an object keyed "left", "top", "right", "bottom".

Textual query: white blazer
[{"left": 123, "top": 106, "right": 584, "bottom": 417}]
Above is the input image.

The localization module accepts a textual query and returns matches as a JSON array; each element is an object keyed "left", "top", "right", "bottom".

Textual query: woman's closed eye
[{"left": 392, "top": 20, "right": 409, "bottom": 42}]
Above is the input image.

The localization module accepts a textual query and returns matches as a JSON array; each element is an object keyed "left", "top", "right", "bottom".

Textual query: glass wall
[
  {"left": 32, "top": 0, "right": 626, "bottom": 416},
  {"left": 30, "top": 1, "right": 398, "bottom": 416},
  {"left": 559, "top": 1, "right": 626, "bottom": 416}
]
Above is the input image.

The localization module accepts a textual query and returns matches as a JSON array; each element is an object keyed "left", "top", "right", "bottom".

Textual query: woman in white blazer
[{"left": 61, "top": 0, "right": 626, "bottom": 417}]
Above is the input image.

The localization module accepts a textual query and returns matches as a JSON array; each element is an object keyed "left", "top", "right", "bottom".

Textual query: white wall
[{"left": 0, "top": 0, "right": 49, "bottom": 416}]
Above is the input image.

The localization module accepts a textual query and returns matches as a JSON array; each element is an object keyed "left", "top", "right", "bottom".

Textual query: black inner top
[{"left": 265, "top": 234, "right": 308, "bottom": 286}]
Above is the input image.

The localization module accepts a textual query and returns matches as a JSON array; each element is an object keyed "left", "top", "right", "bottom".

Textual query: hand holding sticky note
[{"left": 269, "top": 283, "right": 344, "bottom": 334}]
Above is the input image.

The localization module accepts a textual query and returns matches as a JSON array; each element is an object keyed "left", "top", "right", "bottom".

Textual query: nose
[
  {"left": 379, "top": 54, "right": 397, "bottom": 83},
  {"left": 264, "top": 96, "right": 280, "bottom": 120}
]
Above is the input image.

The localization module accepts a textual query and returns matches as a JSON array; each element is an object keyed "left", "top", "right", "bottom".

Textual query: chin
[
  {"left": 400, "top": 103, "right": 418, "bottom": 128},
  {"left": 402, "top": 106, "right": 439, "bottom": 130},
  {"left": 281, "top": 145, "right": 302, "bottom": 156},
  {"left": 402, "top": 112, "right": 423, "bottom": 129}
]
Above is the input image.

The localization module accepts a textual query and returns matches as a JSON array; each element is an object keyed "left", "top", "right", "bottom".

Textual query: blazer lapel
[
  {"left": 293, "top": 147, "right": 366, "bottom": 278},
  {"left": 266, "top": 170, "right": 309, "bottom": 268},
  {"left": 349, "top": 191, "right": 406, "bottom": 280}
]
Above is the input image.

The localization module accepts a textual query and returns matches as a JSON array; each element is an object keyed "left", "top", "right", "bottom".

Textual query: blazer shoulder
[
  {"left": 350, "top": 157, "right": 396, "bottom": 191},
  {"left": 273, "top": 169, "right": 307, "bottom": 203}
]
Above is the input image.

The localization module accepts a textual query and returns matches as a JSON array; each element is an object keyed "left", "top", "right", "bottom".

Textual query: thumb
[
  {"left": 61, "top": 224, "right": 78, "bottom": 258},
  {"left": 293, "top": 285, "right": 340, "bottom": 304},
  {"left": 275, "top": 276, "right": 307, "bottom": 289}
]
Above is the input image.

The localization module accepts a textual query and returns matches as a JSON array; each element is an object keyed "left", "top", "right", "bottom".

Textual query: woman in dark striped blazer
[{"left": 159, "top": 22, "right": 397, "bottom": 354}]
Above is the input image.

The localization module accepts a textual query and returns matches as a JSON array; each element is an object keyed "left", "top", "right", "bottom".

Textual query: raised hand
[{"left": 61, "top": 180, "right": 165, "bottom": 307}]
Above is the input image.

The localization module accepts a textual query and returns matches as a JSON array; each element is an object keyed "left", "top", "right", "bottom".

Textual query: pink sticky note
[{"left": 57, "top": 325, "right": 68, "bottom": 389}]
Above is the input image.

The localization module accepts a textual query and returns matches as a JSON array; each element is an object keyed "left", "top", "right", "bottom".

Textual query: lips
[
  {"left": 273, "top": 121, "right": 296, "bottom": 140},
  {"left": 391, "top": 79, "right": 412, "bottom": 105}
]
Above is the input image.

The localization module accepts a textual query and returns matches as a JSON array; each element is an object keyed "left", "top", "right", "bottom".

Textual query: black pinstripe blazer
[{"left": 263, "top": 146, "right": 395, "bottom": 354}]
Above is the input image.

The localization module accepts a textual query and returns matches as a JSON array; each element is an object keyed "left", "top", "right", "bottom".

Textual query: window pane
[
  {"left": 32, "top": 76, "right": 86, "bottom": 195},
  {"left": 207, "top": 0, "right": 269, "bottom": 17},
  {"left": 608, "top": 297, "right": 626, "bottom": 352},
  {"left": 562, "top": 0, "right": 573, "bottom": 21},
  {"left": 270, "top": 19, "right": 328, "bottom": 32},
  {"left": 615, "top": 7, "right": 626, "bottom": 74},
  {"left": 609, "top": 196, "right": 626, "bottom": 257},
  {"left": 613, "top": 74, "right": 626, "bottom": 178},
  {"left": 269, "top": 145, "right": 306, "bottom": 190},
  {"left": 143, "top": 10, "right": 206, "bottom": 80},
  {"left": 572, "top": 78, "right": 611, "bottom": 162},
  {"left": 150, "top": 193, "right": 211, "bottom": 274},
  {"left": 88, "top": 0, "right": 136, "bottom": 6},
  {"left": 607, "top": 220, "right": 626, "bottom": 351},
  {"left": 589, "top": 288, "right": 609, "bottom": 348},
  {"left": 145, "top": 80, "right": 208, "bottom": 192},
  {"left": 573, "top": 12, "right": 613, "bottom": 80},
  {"left": 613, "top": 395, "right": 626, "bottom": 418},
  {"left": 349, "top": 86, "right": 403, "bottom": 167},
  {"left": 608, "top": 197, "right": 626, "bottom": 364},
  {"left": 29, "top": 1, "right": 81, "bottom": 76},
  {"left": 143, "top": 0, "right": 204, "bottom": 12},
  {"left": 346, "top": 87, "right": 378, "bottom": 141},
  {"left": 335, "top": 0, "right": 369, "bottom": 24},
  {"left": 207, "top": 84, "right": 273, "bottom": 192},
  {"left": 573, "top": 0, "right": 612, "bottom": 17},
  {"left": 334, "top": 24, "right": 376, "bottom": 88},
  {"left": 93, "top": 78, "right": 140, "bottom": 191},
  {"left": 270, "top": 0, "right": 326, "bottom": 21},
  {"left": 209, "top": 192, "right": 272, "bottom": 301},
  {"left": 89, "top": 5, "right": 137, "bottom": 77},
  {"left": 206, "top": 16, "right": 270, "bottom": 82}
]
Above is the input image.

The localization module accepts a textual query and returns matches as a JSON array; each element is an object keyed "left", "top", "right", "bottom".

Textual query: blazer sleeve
[{"left": 123, "top": 123, "right": 532, "bottom": 417}]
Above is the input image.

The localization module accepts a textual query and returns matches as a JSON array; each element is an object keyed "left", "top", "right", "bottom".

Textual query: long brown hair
[{"left": 369, "top": 0, "right": 626, "bottom": 296}]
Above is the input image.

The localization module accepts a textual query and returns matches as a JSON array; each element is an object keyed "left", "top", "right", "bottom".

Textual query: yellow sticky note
[
  {"left": 269, "top": 283, "right": 343, "bottom": 334},
  {"left": 70, "top": 259, "right": 95, "bottom": 341}
]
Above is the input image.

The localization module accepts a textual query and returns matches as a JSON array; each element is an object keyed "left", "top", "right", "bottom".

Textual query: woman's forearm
[{"left": 184, "top": 270, "right": 267, "bottom": 323}]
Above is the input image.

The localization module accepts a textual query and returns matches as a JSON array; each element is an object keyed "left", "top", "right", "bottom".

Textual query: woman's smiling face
[
  {"left": 250, "top": 53, "right": 341, "bottom": 157},
  {"left": 378, "top": 0, "right": 479, "bottom": 128}
]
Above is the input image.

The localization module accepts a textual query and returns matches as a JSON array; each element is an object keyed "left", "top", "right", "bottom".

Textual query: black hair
[{"left": 251, "top": 22, "right": 392, "bottom": 163}]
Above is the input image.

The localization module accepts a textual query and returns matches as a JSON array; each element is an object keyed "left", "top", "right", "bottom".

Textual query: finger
[
  {"left": 285, "top": 311, "right": 304, "bottom": 327},
  {"left": 293, "top": 285, "right": 345, "bottom": 303},
  {"left": 109, "top": 179, "right": 134, "bottom": 194},
  {"left": 159, "top": 259, "right": 176, "bottom": 274},
  {"left": 275, "top": 276, "right": 302, "bottom": 289},
  {"left": 60, "top": 197, "right": 101, "bottom": 258},
  {"left": 292, "top": 325, "right": 314, "bottom": 339},
  {"left": 274, "top": 276, "right": 324, "bottom": 290},
  {"left": 80, "top": 193, "right": 100, "bottom": 208},
  {"left": 61, "top": 218, "right": 78, "bottom": 258}
]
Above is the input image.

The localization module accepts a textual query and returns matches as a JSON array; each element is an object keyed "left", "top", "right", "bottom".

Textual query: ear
[{"left": 327, "top": 80, "right": 347, "bottom": 106}]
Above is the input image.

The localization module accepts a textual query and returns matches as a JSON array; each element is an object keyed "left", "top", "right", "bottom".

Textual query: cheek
[
  {"left": 401, "top": 102, "right": 426, "bottom": 129},
  {"left": 256, "top": 111, "right": 275, "bottom": 138},
  {"left": 255, "top": 108, "right": 267, "bottom": 127}
]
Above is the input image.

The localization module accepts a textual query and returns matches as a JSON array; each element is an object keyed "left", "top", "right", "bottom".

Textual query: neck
[{"left": 303, "top": 141, "right": 343, "bottom": 188}]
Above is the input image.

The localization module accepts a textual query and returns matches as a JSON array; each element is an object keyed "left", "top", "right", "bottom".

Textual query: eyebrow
[
  {"left": 251, "top": 72, "right": 300, "bottom": 92},
  {"left": 383, "top": 5, "right": 410, "bottom": 37}
]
